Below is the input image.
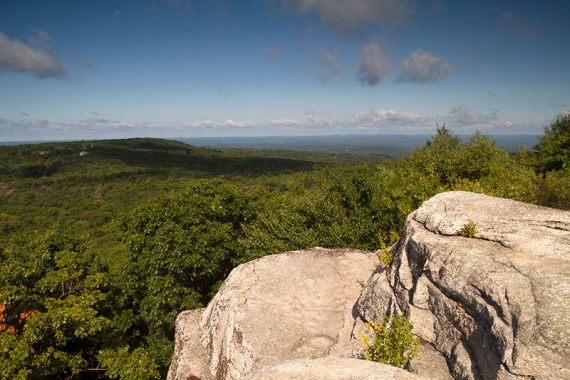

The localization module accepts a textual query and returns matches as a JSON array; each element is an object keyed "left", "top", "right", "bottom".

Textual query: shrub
[
  {"left": 459, "top": 220, "right": 477, "bottom": 238},
  {"left": 359, "top": 314, "right": 420, "bottom": 368},
  {"left": 535, "top": 169, "right": 570, "bottom": 210}
]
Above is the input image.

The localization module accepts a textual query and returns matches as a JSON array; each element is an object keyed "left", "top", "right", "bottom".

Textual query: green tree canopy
[
  {"left": 535, "top": 113, "right": 570, "bottom": 172},
  {"left": 0, "top": 229, "right": 110, "bottom": 379},
  {"left": 108, "top": 179, "right": 264, "bottom": 377}
]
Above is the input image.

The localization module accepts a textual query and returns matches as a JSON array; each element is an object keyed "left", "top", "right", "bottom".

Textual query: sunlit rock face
[
  {"left": 167, "top": 248, "right": 381, "bottom": 380},
  {"left": 169, "top": 191, "right": 570, "bottom": 380},
  {"left": 356, "top": 191, "right": 570, "bottom": 380}
]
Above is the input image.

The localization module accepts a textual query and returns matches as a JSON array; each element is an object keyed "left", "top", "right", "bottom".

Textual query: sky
[{"left": 0, "top": 0, "right": 569, "bottom": 140}]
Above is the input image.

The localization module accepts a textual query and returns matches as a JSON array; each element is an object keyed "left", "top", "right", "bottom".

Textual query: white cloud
[
  {"left": 449, "top": 105, "right": 489, "bottom": 125},
  {"left": 447, "top": 105, "right": 512, "bottom": 129},
  {"left": 189, "top": 120, "right": 215, "bottom": 128},
  {"left": 354, "top": 108, "right": 431, "bottom": 126},
  {"left": 398, "top": 50, "right": 451, "bottom": 83},
  {"left": 0, "top": 30, "right": 67, "bottom": 79},
  {"left": 311, "top": 49, "right": 342, "bottom": 82},
  {"left": 290, "top": 0, "right": 416, "bottom": 34},
  {"left": 221, "top": 119, "right": 254, "bottom": 128},
  {"left": 187, "top": 119, "right": 256, "bottom": 129},
  {"left": 347, "top": 108, "right": 434, "bottom": 132},
  {"left": 358, "top": 43, "right": 390, "bottom": 86},
  {"left": 304, "top": 114, "right": 333, "bottom": 127},
  {"left": 347, "top": 106, "right": 518, "bottom": 132},
  {"left": 269, "top": 119, "right": 302, "bottom": 127}
]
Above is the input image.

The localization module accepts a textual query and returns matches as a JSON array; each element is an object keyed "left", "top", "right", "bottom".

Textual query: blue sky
[{"left": 0, "top": 0, "right": 569, "bottom": 140}]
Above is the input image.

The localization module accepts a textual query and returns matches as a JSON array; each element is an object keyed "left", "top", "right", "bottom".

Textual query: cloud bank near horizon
[{"left": 0, "top": 105, "right": 540, "bottom": 141}]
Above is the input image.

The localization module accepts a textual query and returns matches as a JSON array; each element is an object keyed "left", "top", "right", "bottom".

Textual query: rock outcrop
[
  {"left": 356, "top": 191, "right": 570, "bottom": 379},
  {"left": 167, "top": 248, "right": 382, "bottom": 380},
  {"left": 169, "top": 191, "right": 570, "bottom": 380}
]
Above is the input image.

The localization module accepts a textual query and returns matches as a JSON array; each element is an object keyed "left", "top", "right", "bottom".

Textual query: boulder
[
  {"left": 167, "top": 248, "right": 380, "bottom": 380},
  {"left": 355, "top": 191, "right": 570, "bottom": 379}
]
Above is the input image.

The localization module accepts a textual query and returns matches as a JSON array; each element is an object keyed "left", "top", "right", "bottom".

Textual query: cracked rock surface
[
  {"left": 355, "top": 191, "right": 570, "bottom": 380},
  {"left": 167, "top": 248, "right": 380, "bottom": 380}
]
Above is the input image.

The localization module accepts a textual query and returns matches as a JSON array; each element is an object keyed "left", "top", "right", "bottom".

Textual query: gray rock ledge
[
  {"left": 355, "top": 191, "right": 570, "bottom": 380},
  {"left": 168, "top": 248, "right": 381, "bottom": 380},
  {"left": 169, "top": 191, "right": 570, "bottom": 380}
]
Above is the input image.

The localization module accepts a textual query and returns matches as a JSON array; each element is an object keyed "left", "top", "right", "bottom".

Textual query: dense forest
[{"left": 1, "top": 114, "right": 569, "bottom": 379}]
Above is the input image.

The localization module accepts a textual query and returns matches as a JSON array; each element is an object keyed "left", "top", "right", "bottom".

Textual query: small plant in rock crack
[
  {"left": 379, "top": 249, "right": 393, "bottom": 269},
  {"left": 358, "top": 314, "right": 420, "bottom": 368},
  {"left": 459, "top": 219, "right": 477, "bottom": 238}
]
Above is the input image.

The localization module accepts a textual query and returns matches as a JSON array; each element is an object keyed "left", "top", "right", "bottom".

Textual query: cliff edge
[
  {"left": 356, "top": 191, "right": 570, "bottom": 379},
  {"left": 168, "top": 191, "right": 570, "bottom": 379}
]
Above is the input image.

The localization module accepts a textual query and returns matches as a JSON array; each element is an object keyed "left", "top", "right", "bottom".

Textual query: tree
[
  {"left": 410, "top": 125, "right": 464, "bottom": 185},
  {"left": 111, "top": 179, "right": 262, "bottom": 376},
  {"left": 535, "top": 113, "right": 570, "bottom": 172},
  {"left": 242, "top": 166, "right": 393, "bottom": 253},
  {"left": 407, "top": 128, "right": 537, "bottom": 204},
  {"left": 0, "top": 228, "right": 110, "bottom": 379}
]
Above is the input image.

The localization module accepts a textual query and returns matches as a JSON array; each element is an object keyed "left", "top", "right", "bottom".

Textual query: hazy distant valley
[{"left": 2, "top": 133, "right": 541, "bottom": 157}]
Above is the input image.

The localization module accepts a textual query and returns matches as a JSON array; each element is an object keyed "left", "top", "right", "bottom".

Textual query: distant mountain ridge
[
  {"left": 1, "top": 134, "right": 540, "bottom": 156},
  {"left": 180, "top": 134, "right": 541, "bottom": 156}
]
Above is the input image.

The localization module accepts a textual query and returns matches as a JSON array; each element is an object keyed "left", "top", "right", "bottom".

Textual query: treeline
[{"left": 0, "top": 114, "right": 569, "bottom": 379}]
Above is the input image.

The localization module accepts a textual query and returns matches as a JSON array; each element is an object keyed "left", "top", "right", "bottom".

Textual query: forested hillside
[{"left": 1, "top": 114, "right": 569, "bottom": 379}]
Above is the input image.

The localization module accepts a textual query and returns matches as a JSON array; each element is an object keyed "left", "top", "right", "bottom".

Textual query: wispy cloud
[
  {"left": 351, "top": 106, "right": 518, "bottom": 131},
  {"left": 397, "top": 50, "right": 451, "bottom": 83},
  {"left": 0, "top": 30, "right": 67, "bottom": 79},
  {"left": 288, "top": 0, "right": 416, "bottom": 34},
  {"left": 446, "top": 105, "right": 512, "bottom": 129},
  {"left": 358, "top": 43, "right": 390, "bottom": 86},
  {"left": 311, "top": 49, "right": 342, "bottom": 82},
  {"left": 497, "top": 11, "right": 535, "bottom": 39}
]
